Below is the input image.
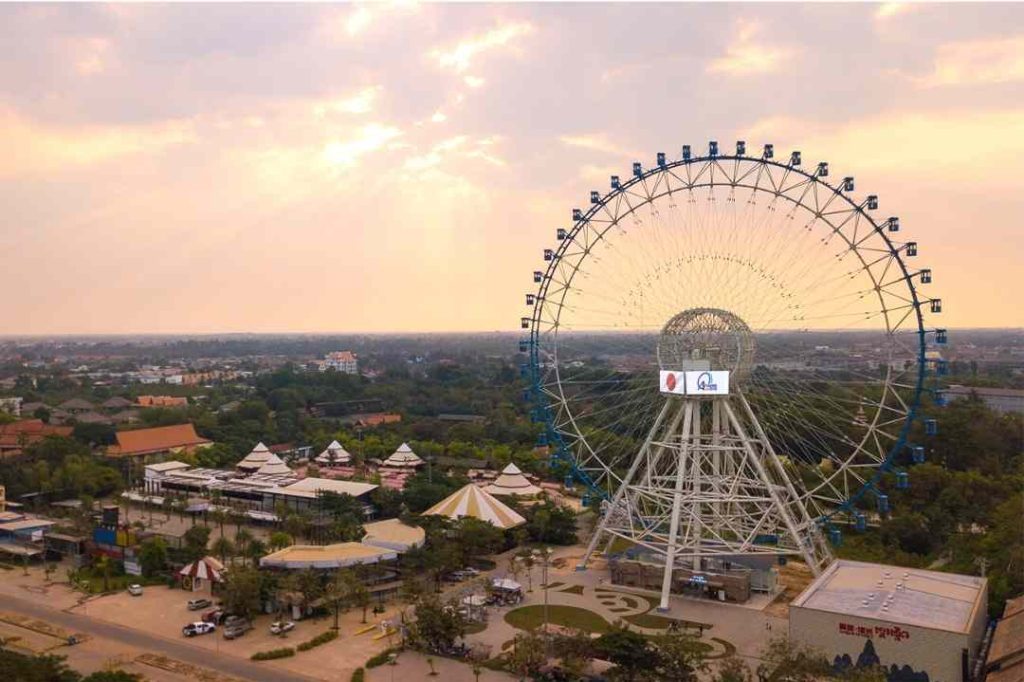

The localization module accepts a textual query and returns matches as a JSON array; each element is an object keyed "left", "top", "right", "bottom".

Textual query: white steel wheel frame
[{"left": 524, "top": 144, "right": 938, "bottom": 526}]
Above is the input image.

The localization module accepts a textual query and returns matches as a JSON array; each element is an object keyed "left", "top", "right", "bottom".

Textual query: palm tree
[
  {"left": 211, "top": 536, "right": 235, "bottom": 565},
  {"left": 211, "top": 507, "right": 228, "bottom": 540},
  {"left": 95, "top": 555, "right": 111, "bottom": 593},
  {"left": 276, "top": 572, "right": 301, "bottom": 620},
  {"left": 324, "top": 570, "right": 353, "bottom": 630},
  {"left": 234, "top": 527, "right": 254, "bottom": 565},
  {"left": 245, "top": 538, "right": 266, "bottom": 568}
]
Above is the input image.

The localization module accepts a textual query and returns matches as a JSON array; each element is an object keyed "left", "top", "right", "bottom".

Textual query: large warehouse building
[{"left": 790, "top": 560, "right": 988, "bottom": 681}]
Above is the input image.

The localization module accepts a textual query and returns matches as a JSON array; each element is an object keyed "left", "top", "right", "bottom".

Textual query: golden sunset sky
[{"left": 0, "top": 2, "right": 1021, "bottom": 333}]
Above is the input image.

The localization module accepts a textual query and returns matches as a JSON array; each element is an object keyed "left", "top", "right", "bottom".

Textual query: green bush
[
  {"left": 296, "top": 630, "right": 338, "bottom": 652},
  {"left": 351, "top": 669, "right": 365, "bottom": 682},
  {"left": 251, "top": 647, "right": 296, "bottom": 661},
  {"left": 365, "top": 647, "right": 399, "bottom": 668}
]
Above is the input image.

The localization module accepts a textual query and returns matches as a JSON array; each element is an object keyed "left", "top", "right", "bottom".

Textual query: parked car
[
  {"left": 461, "top": 567, "right": 481, "bottom": 577},
  {"left": 223, "top": 619, "right": 253, "bottom": 640},
  {"left": 270, "top": 621, "right": 295, "bottom": 635},
  {"left": 187, "top": 598, "right": 213, "bottom": 611},
  {"left": 127, "top": 584, "right": 143, "bottom": 596},
  {"left": 182, "top": 622, "right": 215, "bottom": 637},
  {"left": 202, "top": 609, "right": 226, "bottom": 625}
]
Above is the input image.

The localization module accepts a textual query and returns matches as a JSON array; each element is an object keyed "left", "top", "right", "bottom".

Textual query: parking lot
[{"left": 71, "top": 583, "right": 406, "bottom": 680}]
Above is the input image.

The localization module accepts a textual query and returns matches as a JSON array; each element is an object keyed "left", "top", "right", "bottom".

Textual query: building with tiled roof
[
  {"left": 0, "top": 420, "right": 73, "bottom": 458},
  {"left": 58, "top": 398, "right": 95, "bottom": 413},
  {"left": 106, "top": 423, "right": 212, "bottom": 459},
  {"left": 136, "top": 395, "right": 188, "bottom": 409},
  {"left": 101, "top": 396, "right": 134, "bottom": 410}
]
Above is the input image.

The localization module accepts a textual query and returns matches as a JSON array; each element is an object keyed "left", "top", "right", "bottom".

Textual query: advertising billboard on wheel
[
  {"left": 685, "top": 371, "right": 729, "bottom": 395},
  {"left": 659, "top": 370, "right": 730, "bottom": 396}
]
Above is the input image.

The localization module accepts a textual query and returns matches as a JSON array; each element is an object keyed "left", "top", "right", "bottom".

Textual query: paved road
[{"left": 3, "top": 593, "right": 315, "bottom": 682}]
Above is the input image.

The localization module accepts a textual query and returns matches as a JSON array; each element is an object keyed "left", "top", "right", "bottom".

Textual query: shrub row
[
  {"left": 297, "top": 629, "right": 338, "bottom": 652},
  {"left": 251, "top": 647, "right": 295, "bottom": 661},
  {"left": 351, "top": 669, "right": 365, "bottom": 682},
  {"left": 365, "top": 647, "right": 399, "bottom": 668}
]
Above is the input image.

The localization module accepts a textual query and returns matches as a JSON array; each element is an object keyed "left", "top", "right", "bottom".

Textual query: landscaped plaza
[{"left": 0, "top": 498, "right": 818, "bottom": 682}]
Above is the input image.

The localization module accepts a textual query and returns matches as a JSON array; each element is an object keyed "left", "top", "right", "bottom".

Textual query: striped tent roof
[
  {"left": 179, "top": 556, "right": 224, "bottom": 582},
  {"left": 483, "top": 462, "right": 543, "bottom": 497},
  {"left": 382, "top": 442, "right": 423, "bottom": 468},
  {"left": 255, "top": 453, "right": 292, "bottom": 476},
  {"left": 315, "top": 440, "right": 352, "bottom": 465},
  {"left": 237, "top": 442, "right": 272, "bottom": 470},
  {"left": 422, "top": 484, "right": 525, "bottom": 530}
]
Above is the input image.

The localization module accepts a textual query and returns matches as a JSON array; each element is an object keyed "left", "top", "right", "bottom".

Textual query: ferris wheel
[{"left": 520, "top": 141, "right": 945, "bottom": 597}]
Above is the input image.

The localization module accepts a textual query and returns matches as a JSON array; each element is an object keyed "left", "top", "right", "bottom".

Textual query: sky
[{"left": 0, "top": 2, "right": 1022, "bottom": 334}]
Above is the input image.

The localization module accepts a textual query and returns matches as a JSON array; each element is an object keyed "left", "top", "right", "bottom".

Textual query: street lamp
[{"left": 533, "top": 547, "right": 554, "bottom": 657}]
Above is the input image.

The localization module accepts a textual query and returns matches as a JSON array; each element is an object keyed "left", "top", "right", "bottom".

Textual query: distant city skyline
[{"left": 1, "top": 2, "right": 1021, "bottom": 333}]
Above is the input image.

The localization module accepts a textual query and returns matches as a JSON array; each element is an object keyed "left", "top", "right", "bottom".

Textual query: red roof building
[
  {"left": 106, "top": 424, "right": 212, "bottom": 459},
  {"left": 0, "top": 420, "right": 74, "bottom": 458}
]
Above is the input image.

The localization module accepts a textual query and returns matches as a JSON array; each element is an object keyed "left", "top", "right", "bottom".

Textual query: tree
[
  {"left": 507, "top": 631, "right": 546, "bottom": 681},
  {"left": 221, "top": 565, "right": 263, "bottom": 620},
  {"left": 553, "top": 630, "right": 593, "bottom": 679},
  {"left": 137, "top": 537, "right": 168, "bottom": 577},
  {"left": 0, "top": 649, "right": 80, "bottom": 682},
  {"left": 524, "top": 500, "right": 578, "bottom": 545},
  {"left": 94, "top": 555, "right": 112, "bottom": 593},
  {"left": 714, "top": 655, "right": 753, "bottom": 682},
  {"left": 246, "top": 538, "right": 267, "bottom": 568},
  {"left": 182, "top": 525, "right": 211, "bottom": 563},
  {"left": 296, "top": 569, "right": 324, "bottom": 617},
  {"left": 594, "top": 625, "right": 654, "bottom": 681},
  {"left": 351, "top": 575, "right": 370, "bottom": 623},
  {"left": 408, "top": 595, "right": 464, "bottom": 654},
  {"left": 268, "top": 531, "right": 293, "bottom": 551},
  {"left": 455, "top": 518, "right": 504, "bottom": 564},
  {"left": 755, "top": 636, "right": 833, "bottom": 682},
  {"left": 651, "top": 632, "right": 707, "bottom": 681},
  {"left": 83, "top": 672, "right": 143, "bottom": 682},
  {"left": 324, "top": 569, "right": 354, "bottom": 630},
  {"left": 234, "top": 527, "right": 253, "bottom": 565},
  {"left": 210, "top": 536, "right": 235, "bottom": 565}
]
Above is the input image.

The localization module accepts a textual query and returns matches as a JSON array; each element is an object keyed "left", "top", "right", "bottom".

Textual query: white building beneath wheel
[{"left": 789, "top": 559, "right": 988, "bottom": 682}]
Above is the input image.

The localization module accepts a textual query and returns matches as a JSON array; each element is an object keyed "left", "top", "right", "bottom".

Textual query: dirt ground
[{"left": 764, "top": 561, "right": 815, "bottom": 619}]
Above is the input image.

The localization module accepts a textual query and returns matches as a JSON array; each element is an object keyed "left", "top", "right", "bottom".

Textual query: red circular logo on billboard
[{"left": 665, "top": 372, "right": 677, "bottom": 391}]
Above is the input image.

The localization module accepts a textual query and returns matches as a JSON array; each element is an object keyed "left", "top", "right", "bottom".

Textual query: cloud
[
  {"left": 432, "top": 22, "right": 533, "bottom": 73},
  {"left": 707, "top": 19, "right": 797, "bottom": 76},
  {"left": 322, "top": 123, "right": 402, "bottom": 167},
  {"left": 874, "top": 3, "right": 919, "bottom": 21},
  {"left": 463, "top": 75, "right": 486, "bottom": 88},
  {"left": 913, "top": 35, "right": 1024, "bottom": 87},
  {"left": 70, "top": 37, "right": 114, "bottom": 75},
  {"left": 0, "top": 109, "right": 194, "bottom": 178},
  {"left": 559, "top": 133, "right": 631, "bottom": 156},
  {"left": 430, "top": 111, "right": 446, "bottom": 123},
  {"left": 313, "top": 86, "right": 382, "bottom": 117},
  {"left": 402, "top": 136, "right": 506, "bottom": 171},
  {"left": 345, "top": 7, "right": 373, "bottom": 36},
  {"left": 743, "top": 108, "right": 1024, "bottom": 185}
]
